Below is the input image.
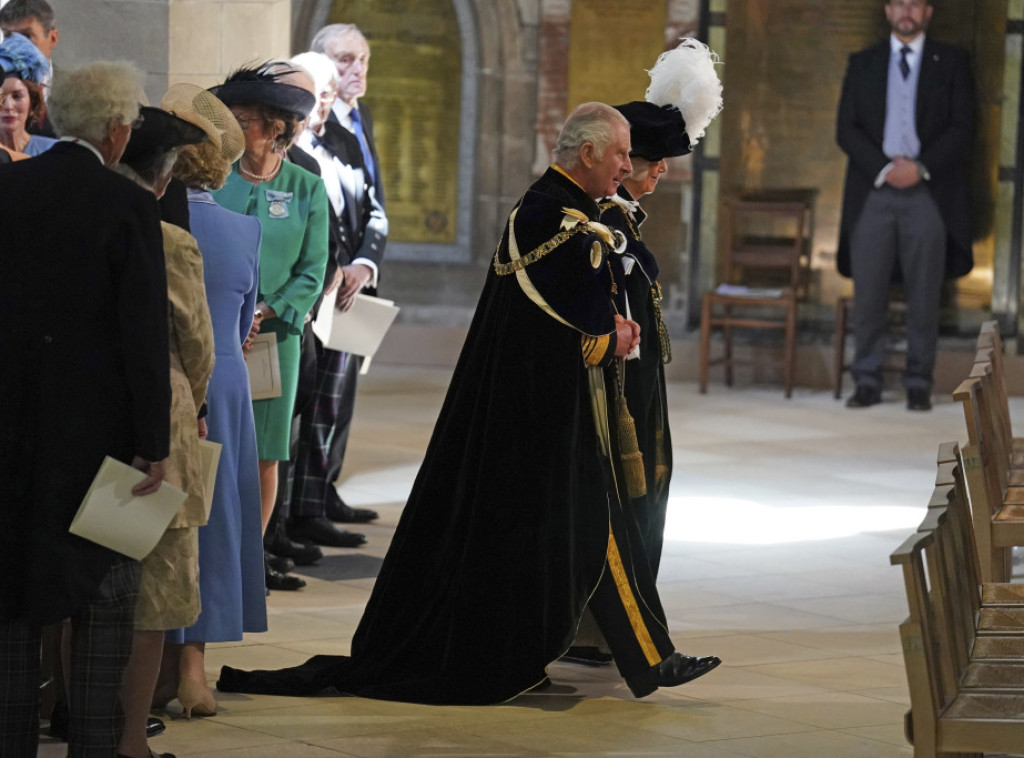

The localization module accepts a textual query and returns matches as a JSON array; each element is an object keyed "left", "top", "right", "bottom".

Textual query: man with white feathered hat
[{"left": 218, "top": 90, "right": 723, "bottom": 705}]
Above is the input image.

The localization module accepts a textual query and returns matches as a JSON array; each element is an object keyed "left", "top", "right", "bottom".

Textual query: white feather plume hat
[{"left": 645, "top": 38, "right": 723, "bottom": 148}]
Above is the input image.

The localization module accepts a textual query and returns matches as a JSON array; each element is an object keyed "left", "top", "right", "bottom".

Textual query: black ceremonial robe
[
  {"left": 600, "top": 188, "right": 673, "bottom": 580},
  {"left": 219, "top": 167, "right": 632, "bottom": 704}
]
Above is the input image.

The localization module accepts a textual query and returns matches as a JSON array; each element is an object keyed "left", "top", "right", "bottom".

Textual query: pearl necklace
[{"left": 240, "top": 154, "right": 282, "bottom": 182}]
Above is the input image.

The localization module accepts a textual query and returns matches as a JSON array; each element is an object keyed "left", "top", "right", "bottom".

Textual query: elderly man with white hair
[
  {"left": 307, "top": 22, "right": 387, "bottom": 528},
  {"left": 0, "top": 60, "right": 170, "bottom": 756},
  {"left": 279, "top": 49, "right": 389, "bottom": 552},
  {"left": 220, "top": 101, "right": 719, "bottom": 706}
]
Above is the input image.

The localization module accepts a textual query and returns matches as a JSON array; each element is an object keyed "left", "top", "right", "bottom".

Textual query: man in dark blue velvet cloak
[{"left": 219, "top": 102, "right": 720, "bottom": 705}]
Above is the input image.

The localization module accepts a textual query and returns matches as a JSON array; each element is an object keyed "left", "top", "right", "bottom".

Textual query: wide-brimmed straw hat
[
  {"left": 161, "top": 82, "right": 245, "bottom": 164},
  {"left": 208, "top": 62, "right": 315, "bottom": 120}
]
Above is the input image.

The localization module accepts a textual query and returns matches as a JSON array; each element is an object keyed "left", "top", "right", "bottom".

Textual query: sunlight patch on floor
[{"left": 665, "top": 496, "right": 922, "bottom": 544}]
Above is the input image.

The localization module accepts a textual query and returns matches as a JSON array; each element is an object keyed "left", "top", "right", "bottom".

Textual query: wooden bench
[
  {"left": 892, "top": 473, "right": 1024, "bottom": 756},
  {"left": 925, "top": 449, "right": 1024, "bottom": 632},
  {"left": 974, "top": 321, "right": 1023, "bottom": 469},
  {"left": 953, "top": 374, "right": 1024, "bottom": 582}
]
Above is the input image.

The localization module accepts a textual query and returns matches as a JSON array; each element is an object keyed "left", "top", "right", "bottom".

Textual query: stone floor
[{"left": 40, "top": 365, "right": 1023, "bottom": 757}]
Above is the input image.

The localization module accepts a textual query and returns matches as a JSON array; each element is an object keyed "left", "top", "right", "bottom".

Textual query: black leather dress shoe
[
  {"left": 906, "top": 388, "right": 932, "bottom": 411},
  {"left": 845, "top": 385, "right": 882, "bottom": 408},
  {"left": 48, "top": 699, "right": 68, "bottom": 740},
  {"left": 288, "top": 516, "right": 366, "bottom": 548},
  {"left": 264, "top": 532, "right": 323, "bottom": 566},
  {"left": 626, "top": 653, "right": 722, "bottom": 698},
  {"left": 561, "top": 645, "right": 614, "bottom": 666},
  {"left": 264, "top": 556, "right": 305, "bottom": 591},
  {"left": 266, "top": 552, "right": 294, "bottom": 574},
  {"left": 325, "top": 490, "right": 378, "bottom": 523},
  {"left": 146, "top": 716, "right": 166, "bottom": 738}
]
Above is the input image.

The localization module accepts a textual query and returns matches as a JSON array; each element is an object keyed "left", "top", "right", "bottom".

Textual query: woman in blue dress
[{"left": 159, "top": 83, "right": 267, "bottom": 718}]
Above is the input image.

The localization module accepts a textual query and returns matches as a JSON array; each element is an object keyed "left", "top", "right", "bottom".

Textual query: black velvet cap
[
  {"left": 209, "top": 63, "right": 315, "bottom": 119},
  {"left": 120, "top": 106, "right": 208, "bottom": 166},
  {"left": 613, "top": 101, "right": 691, "bottom": 161}
]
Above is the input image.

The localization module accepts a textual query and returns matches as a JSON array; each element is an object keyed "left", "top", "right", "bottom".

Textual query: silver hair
[
  {"left": 290, "top": 51, "right": 339, "bottom": 97},
  {"left": 310, "top": 23, "right": 366, "bottom": 53},
  {"left": 553, "top": 102, "right": 629, "bottom": 169},
  {"left": 48, "top": 61, "right": 144, "bottom": 143}
]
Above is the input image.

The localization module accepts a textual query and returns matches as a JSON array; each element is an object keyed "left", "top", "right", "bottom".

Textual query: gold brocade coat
[{"left": 162, "top": 221, "right": 216, "bottom": 528}]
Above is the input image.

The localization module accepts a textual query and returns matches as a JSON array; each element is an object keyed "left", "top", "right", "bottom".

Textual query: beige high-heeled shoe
[{"left": 176, "top": 677, "right": 217, "bottom": 718}]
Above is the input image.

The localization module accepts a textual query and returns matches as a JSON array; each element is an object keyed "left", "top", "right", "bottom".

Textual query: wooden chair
[
  {"left": 893, "top": 492, "right": 1024, "bottom": 756},
  {"left": 952, "top": 376, "right": 1024, "bottom": 582},
  {"left": 698, "top": 189, "right": 815, "bottom": 398},
  {"left": 831, "top": 293, "right": 907, "bottom": 399}
]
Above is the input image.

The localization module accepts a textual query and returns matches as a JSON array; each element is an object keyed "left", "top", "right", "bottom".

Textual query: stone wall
[{"left": 50, "top": 0, "right": 291, "bottom": 103}]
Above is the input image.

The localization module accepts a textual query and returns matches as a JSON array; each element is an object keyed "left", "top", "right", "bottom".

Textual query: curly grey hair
[{"left": 48, "top": 61, "right": 145, "bottom": 144}]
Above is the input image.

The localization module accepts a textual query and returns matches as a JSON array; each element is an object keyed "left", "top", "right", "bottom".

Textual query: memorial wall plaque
[
  {"left": 567, "top": 0, "right": 667, "bottom": 109},
  {"left": 329, "top": 0, "right": 461, "bottom": 245}
]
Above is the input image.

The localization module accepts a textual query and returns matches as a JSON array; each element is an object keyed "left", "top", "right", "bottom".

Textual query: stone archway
[{"left": 289, "top": 0, "right": 535, "bottom": 268}]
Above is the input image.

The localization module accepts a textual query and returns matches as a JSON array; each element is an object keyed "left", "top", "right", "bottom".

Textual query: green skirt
[{"left": 251, "top": 320, "right": 300, "bottom": 461}]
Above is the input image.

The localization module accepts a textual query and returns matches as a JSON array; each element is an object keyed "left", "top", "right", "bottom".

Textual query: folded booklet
[
  {"left": 197, "top": 439, "right": 222, "bottom": 523},
  {"left": 312, "top": 291, "right": 400, "bottom": 358},
  {"left": 69, "top": 456, "right": 187, "bottom": 560},
  {"left": 247, "top": 331, "right": 283, "bottom": 401}
]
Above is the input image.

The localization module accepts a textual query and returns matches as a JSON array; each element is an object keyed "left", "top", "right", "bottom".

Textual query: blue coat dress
[{"left": 166, "top": 190, "right": 267, "bottom": 643}]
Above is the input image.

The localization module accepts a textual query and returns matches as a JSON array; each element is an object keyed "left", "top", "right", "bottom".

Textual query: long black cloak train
[{"left": 219, "top": 167, "right": 640, "bottom": 704}]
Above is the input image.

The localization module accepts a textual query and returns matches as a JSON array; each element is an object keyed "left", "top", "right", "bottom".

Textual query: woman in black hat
[
  {"left": 599, "top": 41, "right": 723, "bottom": 582},
  {"left": 208, "top": 64, "right": 329, "bottom": 559},
  {"left": 599, "top": 101, "right": 688, "bottom": 583},
  {"left": 115, "top": 104, "right": 211, "bottom": 758}
]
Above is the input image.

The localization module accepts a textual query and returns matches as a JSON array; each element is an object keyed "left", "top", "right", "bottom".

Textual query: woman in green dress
[{"left": 210, "top": 64, "right": 329, "bottom": 538}]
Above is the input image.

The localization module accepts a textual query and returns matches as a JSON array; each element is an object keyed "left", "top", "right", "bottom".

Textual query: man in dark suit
[
  {"left": 282, "top": 49, "right": 387, "bottom": 549},
  {"left": 308, "top": 24, "right": 387, "bottom": 524},
  {"left": 837, "top": 0, "right": 973, "bottom": 411},
  {"left": 298, "top": 26, "right": 387, "bottom": 526},
  {"left": 0, "top": 60, "right": 170, "bottom": 756}
]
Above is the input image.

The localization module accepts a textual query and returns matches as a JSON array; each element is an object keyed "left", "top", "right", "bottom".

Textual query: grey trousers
[{"left": 850, "top": 183, "right": 946, "bottom": 392}]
